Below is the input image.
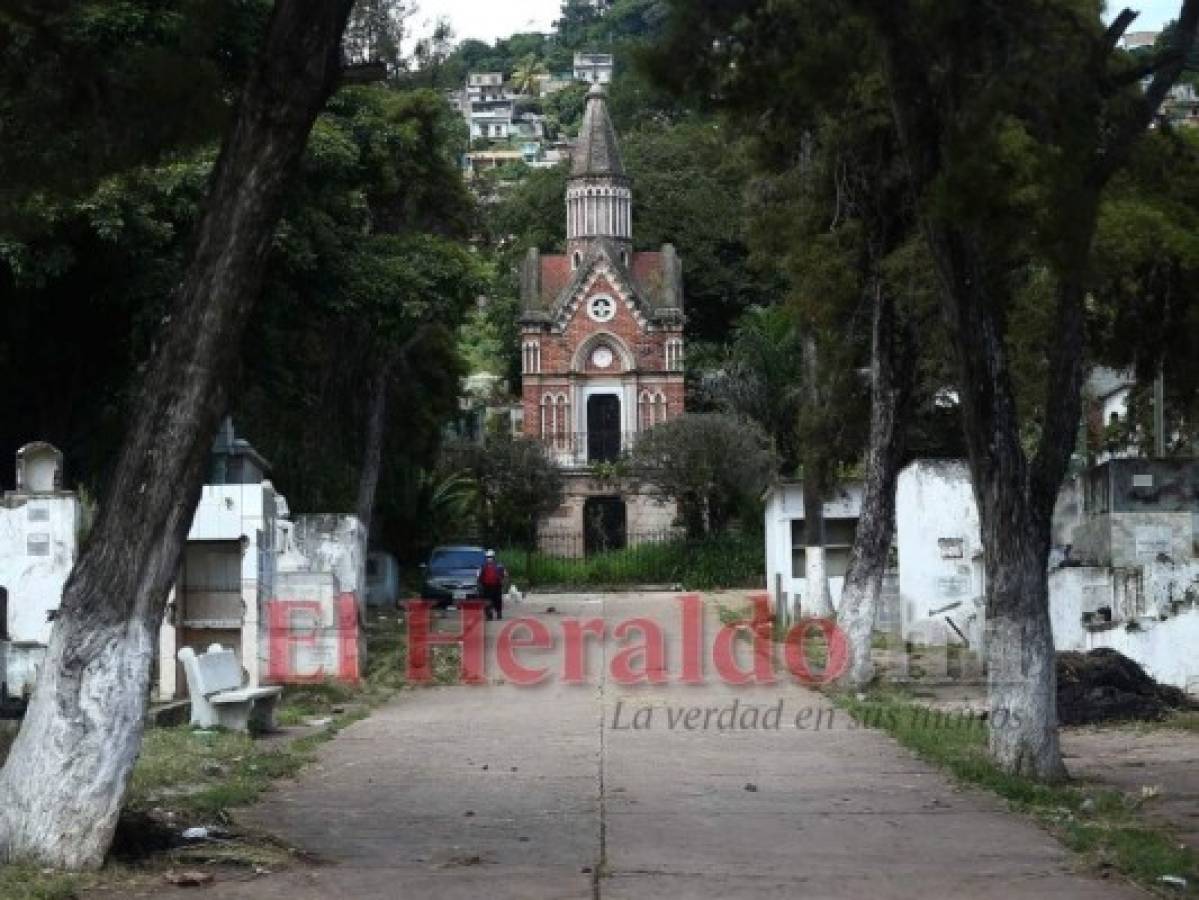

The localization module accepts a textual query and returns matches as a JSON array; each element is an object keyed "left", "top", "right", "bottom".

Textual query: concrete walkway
[{"left": 156, "top": 593, "right": 1141, "bottom": 899}]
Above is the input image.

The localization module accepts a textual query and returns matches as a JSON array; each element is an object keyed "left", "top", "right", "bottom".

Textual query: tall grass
[{"left": 501, "top": 533, "right": 764, "bottom": 590}]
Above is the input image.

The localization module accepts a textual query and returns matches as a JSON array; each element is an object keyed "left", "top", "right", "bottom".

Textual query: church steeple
[{"left": 566, "top": 83, "right": 632, "bottom": 260}]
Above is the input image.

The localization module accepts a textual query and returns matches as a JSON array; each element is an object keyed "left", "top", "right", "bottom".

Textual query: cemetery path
[{"left": 137, "top": 592, "right": 1140, "bottom": 899}]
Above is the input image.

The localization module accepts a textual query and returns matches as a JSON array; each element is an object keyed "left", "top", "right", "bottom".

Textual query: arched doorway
[{"left": 584, "top": 497, "right": 627, "bottom": 555}]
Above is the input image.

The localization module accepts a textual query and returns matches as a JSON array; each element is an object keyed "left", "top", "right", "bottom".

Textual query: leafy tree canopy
[
  {"left": 442, "top": 435, "right": 565, "bottom": 546},
  {"left": 0, "top": 0, "right": 270, "bottom": 231},
  {"left": 631, "top": 413, "right": 777, "bottom": 538}
]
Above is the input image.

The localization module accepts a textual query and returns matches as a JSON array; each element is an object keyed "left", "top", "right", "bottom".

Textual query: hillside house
[{"left": 574, "top": 52, "right": 614, "bottom": 85}]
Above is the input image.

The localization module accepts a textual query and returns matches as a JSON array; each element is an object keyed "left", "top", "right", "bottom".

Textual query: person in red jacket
[{"left": 478, "top": 550, "right": 506, "bottom": 621}]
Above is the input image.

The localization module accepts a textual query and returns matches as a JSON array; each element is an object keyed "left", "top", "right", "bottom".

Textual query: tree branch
[
  {"left": 1104, "top": 8, "right": 1139, "bottom": 50},
  {"left": 1102, "top": 0, "right": 1199, "bottom": 176},
  {"left": 1107, "top": 48, "right": 1184, "bottom": 90}
]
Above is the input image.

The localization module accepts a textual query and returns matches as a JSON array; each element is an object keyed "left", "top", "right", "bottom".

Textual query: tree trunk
[
  {"left": 354, "top": 327, "right": 431, "bottom": 540},
  {"left": 355, "top": 357, "right": 394, "bottom": 537},
  {"left": 801, "top": 333, "right": 833, "bottom": 617},
  {"left": 0, "top": 0, "right": 354, "bottom": 869},
  {"left": 860, "top": 0, "right": 1199, "bottom": 782},
  {"left": 981, "top": 501, "right": 1064, "bottom": 779},
  {"left": 862, "top": 11, "right": 1075, "bottom": 781},
  {"left": 837, "top": 282, "right": 914, "bottom": 686},
  {"left": 802, "top": 475, "right": 833, "bottom": 617}
]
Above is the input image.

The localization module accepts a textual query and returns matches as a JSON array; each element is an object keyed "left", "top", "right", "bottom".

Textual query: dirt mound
[{"left": 1057, "top": 648, "right": 1194, "bottom": 726}]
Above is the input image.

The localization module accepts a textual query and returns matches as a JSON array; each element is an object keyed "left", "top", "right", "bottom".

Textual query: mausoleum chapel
[{"left": 519, "top": 83, "right": 685, "bottom": 553}]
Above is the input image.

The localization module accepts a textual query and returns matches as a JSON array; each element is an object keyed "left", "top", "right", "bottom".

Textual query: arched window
[
  {"left": 665, "top": 338, "right": 684, "bottom": 372},
  {"left": 541, "top": 393, "right": 555, "bottom": 441},
  {"left": 638, "top": 390, "right": 653, "bottom": 432},
  {"left": 524, "top": 342, "right": 541, "bottom": 374},
  {"left": 654, "top": 391, "right": 667, "bottom": 425},
  {"left": 572, "top": 251, "right": 581, "bottom": 270},
  {"left": 554, "top": 393, "right": 571, "bottom": 449}
]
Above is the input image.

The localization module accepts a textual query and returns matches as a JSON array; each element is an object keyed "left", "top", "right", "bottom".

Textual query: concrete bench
[{"left": 178, "top": 644, "right": 282, "bottom": 732}]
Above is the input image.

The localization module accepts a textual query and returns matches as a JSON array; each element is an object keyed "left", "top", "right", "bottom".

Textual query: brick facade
[
  {"left": 521, "top": 266, "right": 684, "bottom": 439},
  {"left": 516, "top": 84, "right": 685, "bottom": 549}
]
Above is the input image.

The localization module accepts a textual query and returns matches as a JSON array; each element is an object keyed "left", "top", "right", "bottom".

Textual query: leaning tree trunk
[
  {"left": 837, "top": 282, "right": 914, "bottom": 686},
  {"left": 0, "top": 0, "right": 354, "bottom": 869}
]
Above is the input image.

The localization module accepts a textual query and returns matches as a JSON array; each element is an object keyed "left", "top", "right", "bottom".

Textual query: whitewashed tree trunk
[
  {"left": 980, "top": 506, "right": 1065, "bottom": 780},
  {"left": 838, "top": 283, "right": 912, "bottom": 687},
  {"left": 0, "top": 616, "right": 158, "bottom": 868},
  {"left": 987, "top": 608, "right": 1062, "bottom": 776},
  {"left": 801, "top": 472, "right": 833, "bottom": 618},
  {"left": 804, "top": 545, "right": 834, "bottom": 618},
  {"left": 0, "top": 0, "right": 354, "bottom": 869},
  {"left": 857, "top": 0, "right": 1199, "bottom": 781}
]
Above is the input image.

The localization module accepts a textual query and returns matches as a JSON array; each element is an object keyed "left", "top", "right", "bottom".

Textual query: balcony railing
[{"left": 537, "top": 431, "right": 641, "bottom": 468}]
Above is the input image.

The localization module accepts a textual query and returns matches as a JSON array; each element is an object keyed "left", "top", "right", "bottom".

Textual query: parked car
[{"left": 421, "top": 545, "right": 487, "bottom": 607}]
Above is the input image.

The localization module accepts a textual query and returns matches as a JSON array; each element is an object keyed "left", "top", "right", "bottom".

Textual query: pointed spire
[{"left": 571, "top": 83, "right": 625, "bottom": 178}]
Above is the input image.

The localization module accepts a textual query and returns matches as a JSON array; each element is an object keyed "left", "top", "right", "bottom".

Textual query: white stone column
[{"left": 157, "top": 587, "right": 179, "bottom": 699}]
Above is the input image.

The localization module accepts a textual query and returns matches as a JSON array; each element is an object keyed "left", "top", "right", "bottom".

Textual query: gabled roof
[
  {"left": 570, "top": 83, "right": 626, "bottom": 179},
  {"left": 520, "top": 242, "right": 684, "bottom": 328}
]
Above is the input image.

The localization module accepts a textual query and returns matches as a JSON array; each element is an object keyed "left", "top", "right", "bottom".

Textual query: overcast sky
[
  {"left": 1122, "top": 0, "right": 1188, "bottom": 30},
  {"left": 410, "top": 0, "right": 1182, "bottom": 48},
  {"left": 411, "top": 0, "right": 560, "bottom": 46}
]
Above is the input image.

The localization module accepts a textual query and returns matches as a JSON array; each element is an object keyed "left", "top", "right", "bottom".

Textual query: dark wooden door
[
  {"left": 587, "top": 394, "right": 621, "bottom": 463},
  {"left": 584, "top": 497, "right": 627, "bottom": 555}
]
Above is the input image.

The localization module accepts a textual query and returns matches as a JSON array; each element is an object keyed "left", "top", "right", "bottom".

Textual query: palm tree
[{"left": 511, "top": 53, "right": 549, "bottom": 97}]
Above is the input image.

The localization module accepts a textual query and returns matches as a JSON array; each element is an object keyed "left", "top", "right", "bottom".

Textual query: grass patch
[
  {"left": 717, "top": 604, "right": 833, "bottom": 668},
  {"left": 834, "top": 689, "right": 1199, "bottom": 895},
  {"left": 275, "top": 681, "right": 360, "bottom": 726},
  {"left": 1137, "top": 710, "right": 1199, "bottom": 735},
  {"left": 364, "top": 609, "right": 462, "bottom": 690},
  {"left": 1104, "top": 709, "right": 1199, "bottom": 739},
  {"left": 129, "top": 727, "right": 313, "bottom": 819},
  {"left": 0, "top": 865, "right": 98, "bottom": 900}
]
